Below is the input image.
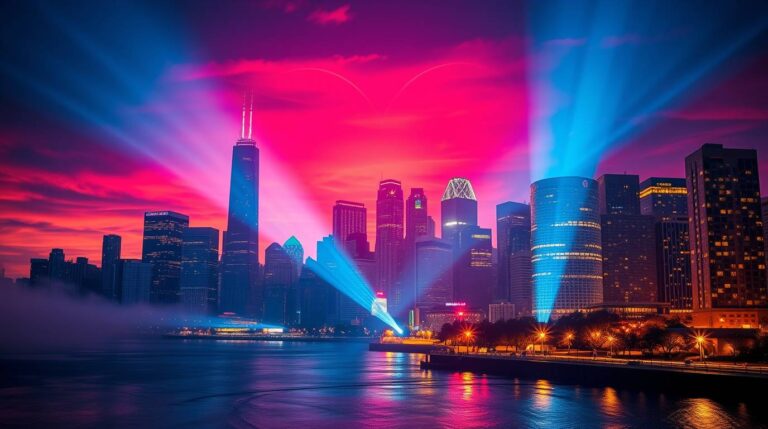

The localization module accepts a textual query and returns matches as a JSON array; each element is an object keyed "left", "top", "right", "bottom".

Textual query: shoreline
[
  {"left": 421, "top": 351, "right": 768, "bottom": 394},
  {"left": 163, "top": 334, "right": 373, "bottom": 343}
]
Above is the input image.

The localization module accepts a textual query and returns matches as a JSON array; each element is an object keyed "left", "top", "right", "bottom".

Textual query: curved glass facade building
[{"left": 531, "top": 177, "right": 602, "bottom": 321}]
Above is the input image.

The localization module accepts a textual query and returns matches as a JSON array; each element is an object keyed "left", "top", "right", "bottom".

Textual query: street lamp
[
  {"left": 538, "top": 331, "right": 547, "bottom": 355},
  {"left": 564, "top": 332, "right": 575, "bottom": 355},
  {"left": 464, "top": 330, "right": 474, "bottom": 353},
  {"left": 696, "top": 335, "right": 706, "bottom": 361},
  {"left": 606, "top": 335, "right": 615, "bottom": 356}
]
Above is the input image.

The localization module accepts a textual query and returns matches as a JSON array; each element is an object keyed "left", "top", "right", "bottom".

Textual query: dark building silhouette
[
  {"left": 763, "top": 197, "right": 768, "bottom": 283},
  {"left": 375, "top": 179, "right": 404, "bottom": 313},
  {"left": 263, "top": 242, "right": 296, "bottom": 326},
  {"left": 686, "top": 143, "right": 767, "bottom": 328},
  {"left": 315, "top": 235, "right": 341, "bottom": 324},
  {"left": 331, "top": 200, "right": 378, "bottom": 324},
  {"left": 598, "top": 173, "right": 641, "bottom": 215},
  {"left": 508, "top": 250, "right": 533, "bottom": 316},
  {"left": 599, "top": 174, "right": 657, "bottom": 304},
  {"left": 405, "top": 188, "right": 430, "bottom": 244},
  {"left": 142, "top": 211, "right": 189, "bottom": 304},
  {"left": 400, "top": 188, "right": 431, "bottom": 317},
  {"left": 48, "top": 248, "right": 66, "bottom": 284},
  {"left": 119, "top": 259, "right": 152, "bottom": 305},
  {"left": 343, "top": 240, "right": 376, "bottom": 325},
  {"left": 298, "top": 266, "right": 334, "bottom": 329},
  {"left": 531, "top": 177, "right": 603, "bottom": 321},
  {"left": 101, "top": 234, "right": 122, "bottom": 300},
  {"left": 496, "top": 202, "right": 531, "bottom": 303},
  {"left": 640, "top": 178, "right": 692, "bottom": 313},
  {"left": 29, "top": 258, "right": 49, "bottom": 287},
  {"left": 71, "top": 256, "right": 100, "bottom": 295},
  {"left": 454, "top": 225, "right": 494, "bottom": 309},
  {"left": 180, "top": 227, "right": 220, "bottom": 314},
  {"left": 333, "top": 200, "right": 367, "bottom": 243},
  {"left": 414, "top": 237, "right": 453, "bottom": 308},
  {"left": 221, "top": 99, "right": 260, "bottom": 316},
  {"left": 440, "top": 178, "right": 478, "bottom": 242},
  {"left": 283, "top": 236, "right": 304, "bottom": 277},
  {"left": 0, "top": 267, "right": 12, "bottom": 288}
]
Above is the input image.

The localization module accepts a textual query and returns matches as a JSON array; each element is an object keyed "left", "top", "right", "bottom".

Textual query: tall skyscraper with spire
[
  {"left": 375, "top": 179, "right": 404, "bottom": 314},
  {"left": 220, "top": 94, "right": 260, "bottom": 316}
]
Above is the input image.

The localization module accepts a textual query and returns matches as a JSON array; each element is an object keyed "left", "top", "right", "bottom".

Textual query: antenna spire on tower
[
  {"left": 240, "top": 91, "right": 247, "bottom": 140},
  {"left": 248, "top": 90, "right": 254, "bottom": 140}
]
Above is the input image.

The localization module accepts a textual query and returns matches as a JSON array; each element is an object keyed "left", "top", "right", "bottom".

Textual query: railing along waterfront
[{"left": 429, "top": 350, "right": 768, "bottom": 376}]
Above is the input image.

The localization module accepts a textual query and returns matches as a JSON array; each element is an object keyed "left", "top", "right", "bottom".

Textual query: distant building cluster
[{"left": 8, "top": 104, "right": 767, "bottom": 335}]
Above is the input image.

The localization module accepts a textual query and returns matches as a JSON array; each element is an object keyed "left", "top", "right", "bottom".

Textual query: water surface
[{"left": 1, "top": 338, "right": 764, "bottom": 428}]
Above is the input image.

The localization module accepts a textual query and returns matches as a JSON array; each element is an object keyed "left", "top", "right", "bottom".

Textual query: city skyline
[{"left": 2, "top": 1, "right": 768, "bottom": 278}]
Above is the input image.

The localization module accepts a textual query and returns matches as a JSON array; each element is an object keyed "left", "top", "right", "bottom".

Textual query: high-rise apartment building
[{"left": 685, "top": 144, "right": 767, "bottom": 328}]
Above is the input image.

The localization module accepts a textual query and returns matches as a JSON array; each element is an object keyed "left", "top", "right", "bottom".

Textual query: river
[{"left": 1, "top": 338, "right": 765, "bottom": 428}]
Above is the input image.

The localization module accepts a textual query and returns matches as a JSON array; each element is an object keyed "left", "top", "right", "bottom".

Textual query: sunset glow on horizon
[{"left": 1, "top": 0, "right": 767, "bottom": 278}]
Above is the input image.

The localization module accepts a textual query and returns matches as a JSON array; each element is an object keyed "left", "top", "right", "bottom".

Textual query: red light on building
[{"left": 376, "top": 291, "right": 385, "bottom": 298}]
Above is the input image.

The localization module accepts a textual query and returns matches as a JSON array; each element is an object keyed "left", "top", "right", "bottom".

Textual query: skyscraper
[
  {"left": 48, "top": 248, "right": 66, "bottom": 284},
  {"left": 639, "top": 178, "right": 688, "bottom": 217},
  {"left": 400, "top": 188, "right": 430, "bottom": 317},
  {"left": 375, "top": 179, "right": 404, "bottom": 314},
  {"left": 283, "top": 236, "right": 304, "bottom": 277},
  {"left": 221, "top": 98, "right": 260, "bottom": 316},
  {"left": 263, "top": 242, "right": 296, "bottom": 326},
  {"left": 598, "top": 174, "right": 641, "bottom": 215},
  {"left": 454, "top": 225, "right": 494, "bottom": 309},
  {"left": 508, "top": 250, "right": 533, "bottom": 316},
  {"left": 414, "top": 237, "right": 453, "bottom": 308},
  {"left": 179, "top": 227, "right": 219, "bottom": 314},
  {"left": 531, "top": 177, "right": 602, "bottom": 321},
  {"left": 601, "top": 215, "right": 657, "bottom": 303},
  {"left": 440, "top": 178, "right": 478, "bottom": 242},
  {"left": 640, "top": 178, "right": 692, "bottom": 313},
  {"left": 598, "top": 174, "right": 657, "bottom": 304},
  {"left": 685, "top": 143, "right": 767, "bottom": 328},
  {"left": 119, "top": 259, "right": 152, "bottom": 305},
  {"left": 101, "top": 234, "right": 122, "bottom": 300},
  {"left": 141, "top": 211, "right": 189, "bottom": 304},
  {"left": 333, "top": 201, "right": 367, "bottom": 243},
  {"left": 298, "top": 266, "right": 335, "bottom": 329},
  {"left": 496, "top": 202, "right": 531, "bottom": 302},
  {"left": 29, "top": 258, "right": 49, "bottom": 287},
  {"left": 405, "top": 188, "right": 429, "bottom": 244}
]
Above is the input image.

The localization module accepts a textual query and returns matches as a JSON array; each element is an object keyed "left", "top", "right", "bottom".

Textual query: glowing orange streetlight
[
  {"left": 693, "top": 332, "right": 709, "bottom": 361},
  {"left": 463, "top": 329, "right": 474, "bottom": 353},
  {"left": 564, "top": 331, "right": 575, "bottom": 355}
]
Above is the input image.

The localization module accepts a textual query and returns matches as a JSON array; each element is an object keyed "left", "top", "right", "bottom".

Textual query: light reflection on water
[{"left": 1, "top": 339, "right": 765, "bottom": 428}]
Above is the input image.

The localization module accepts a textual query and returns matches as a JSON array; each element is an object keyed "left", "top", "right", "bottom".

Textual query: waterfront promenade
[{"left": 421, "top": 350, "right": 768, "bottom": 394}]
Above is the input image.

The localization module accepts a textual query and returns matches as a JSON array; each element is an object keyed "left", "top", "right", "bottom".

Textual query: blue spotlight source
[{"left": 306, "top": 239, "right": 403, "bottom": 334}]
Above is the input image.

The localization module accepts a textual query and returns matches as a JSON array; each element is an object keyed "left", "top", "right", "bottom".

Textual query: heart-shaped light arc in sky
[{"left": 286, "top": 62, "right": 477, "bottom": 114}]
